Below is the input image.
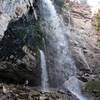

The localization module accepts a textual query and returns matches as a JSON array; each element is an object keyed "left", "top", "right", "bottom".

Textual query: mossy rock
[
  {"left": 32, "top": 21, "right": 43, "bottom": 49},
  {"left": 27, "top": 20, "right": 44, "bottom": 51},
  {"left": 55, "top": 0, "right": 65, "bottom": 7},
  {"left": 92, "top": 10, "right": 100, "bottom": 32},
  {"left": 85, "top": 80, "right": 100, "bottom": 96}
]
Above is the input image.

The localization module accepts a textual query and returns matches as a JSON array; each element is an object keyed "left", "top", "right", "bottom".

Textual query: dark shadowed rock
[{"left": 0, "top": 0, "right": 41, "bottom": 86}]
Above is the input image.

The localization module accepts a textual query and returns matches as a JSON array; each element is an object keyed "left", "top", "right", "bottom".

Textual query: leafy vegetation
[
  {"left": 32, "top": 21, "right": 43, "bottom": 49},
  {"left": 27, "top": 21, "right": 43, "bottom": 52},
  {"left": 85, "top": 80, "right": 100, "bottom": 95},
  {"left": 55, "top": 0, "right": 65, "bottom": 7},
  {"left": 92, "top": 10, "right": 100, "bottom": 33}
]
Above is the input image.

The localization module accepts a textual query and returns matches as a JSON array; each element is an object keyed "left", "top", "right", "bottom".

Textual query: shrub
[
  {"left": 32, "top": 21, "right": 43, "bottom": 50},
  {"left": 55, "top": 0, "right": 65, "bottom": 7},
  {"left": 85, "top": 80, "right": 100, "bottom": 95},
  {"left": 26, "top": 20, "right": 44, "bottom": 52},
  {"left": 92, "top": 10, "right": 100, "bottom": 32}
]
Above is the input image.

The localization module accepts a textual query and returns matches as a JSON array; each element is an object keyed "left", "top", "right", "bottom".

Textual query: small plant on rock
[
  {"left": 85, "top": 80, "right": 100, "bottom": 96},
  {"left": 92, "top": 10, "right": 100, "bottom": 33}
]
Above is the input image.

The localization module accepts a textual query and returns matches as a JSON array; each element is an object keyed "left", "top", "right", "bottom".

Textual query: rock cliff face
[
  {"left": 0, "top": 0, "right": 100, "bottom": 100},
  {"left": 0, "top": 0, "right": 33, "bottom": 39},
  {"left": 69, "top": 3, "right": 100, "bottom": 80},
  {"left": 0, "top": 0, "right": 41, "bottom": 86},
  {"left": 64, "top": 3, "right": 100, "bottom": 99},
  {"left": 62, "top": 2, "right": 100, "bottom": 99}
]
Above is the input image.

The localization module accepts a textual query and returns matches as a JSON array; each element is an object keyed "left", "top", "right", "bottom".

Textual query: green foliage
[
  {"left": 96, "top": 15, "right": 100, "bottom": 31},
  {"left": 55, "top": 0, "right": 65, "bottom": 7},
  {"left": 96, "top": 24, "right": 100, "bottom": 31},
  {"left": 92, "top": 11, "right": 100, "bottom": 32},
  {"left": 86, "top": 80, "right": 100, "bottom": 95},
  {"left": 97, "top": 39, "right": 100, "bottom": 44},
  {"left": 32, "top": 21, "right": 43, "bottom": 50}
]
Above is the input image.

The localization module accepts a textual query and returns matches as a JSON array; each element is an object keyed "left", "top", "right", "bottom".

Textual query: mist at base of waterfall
[{"left": 63, "top": 76, "right": 93, "bottom": 100}]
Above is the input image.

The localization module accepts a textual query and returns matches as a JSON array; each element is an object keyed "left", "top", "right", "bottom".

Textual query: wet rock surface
[
  {"left": 0, "top": 83, "right": 80, "bottom": 100},
  {"left": 0, "top": 0, "right": 100, "bottom": 99},
  {"left": 63, "top": 3, "right": 100, "bottom": 99}
]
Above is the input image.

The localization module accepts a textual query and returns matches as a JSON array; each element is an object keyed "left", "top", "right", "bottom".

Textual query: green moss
[
  {"left": 96, "top": 24, "right": 100, "bottom": 31},
  {"left": 55, "top": 0, "right": 65, "bottom": 8},
  {"left": 92, "top": 11, "right": 100, "bottom": 32},
  {"left": 32, "top": 21, "right": 43, "bottom": 49},
  {"left": 96, "top": 16, "right": 100, "bottom": 20},
  {"left": 27, "top": 20, "right": 44, "bottom": 51},
  {"left": 97, "top": 39, "right": 100, "bottom": 44},
  {"left": 86, "top": 80, "right": 100, "bottom": 95}
]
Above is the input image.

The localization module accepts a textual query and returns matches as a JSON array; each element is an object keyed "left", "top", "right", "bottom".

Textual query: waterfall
[
  {"left": 39, "top": 50, "right": 49, "bottom": 91},
  {"left": 39, "top": 0, "right": 76, "bottom": 87},
  {"left": 39, "top": 0, "right": 88, "bottom": 99},
  {"left": 64, "top": 76, "right": 88, "bottom": 100},
  {"left": 79, "top": 49, "right": 90, "bottom": 70}
]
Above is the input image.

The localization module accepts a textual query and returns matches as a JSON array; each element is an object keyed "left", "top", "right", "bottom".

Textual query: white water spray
[
  {"left": 40, "top": 0, "right": 76, "bottom": 83},
  {"left": 39, "top": 0, "right": 88, "bottom": 99},
  {"left": 79, "top": 49, "right": 90, "bottom": 70},
  {"left": 39, "top": 50, "right": 48, "bottom": 91},
  {"left": 64, "top": 76, "right": 88, "bottom": 100}
]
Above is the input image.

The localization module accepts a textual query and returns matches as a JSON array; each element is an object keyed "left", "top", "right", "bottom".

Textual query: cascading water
[
  {"left": 39, "top": 0, "right": 76, "bottom": 87},
  {"left": 39, "top": 0, "right": 88, "bottom": 99},
  {"left": 64, "top": 76, "right": 88, "bottom": 100},
  {"left": 79, "top": 49, "right": 90, "bottom": 70},
  {"left": 39, "top": 50, "right": 49, "bottom": 91}
]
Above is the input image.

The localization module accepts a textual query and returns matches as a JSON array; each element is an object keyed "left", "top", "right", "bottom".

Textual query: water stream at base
[
  {"left": 39, "top": 0, "right": 88, "bottom": 99},
  {"left": 39, "top": 50, "right": 49, "bottom": 91}
]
